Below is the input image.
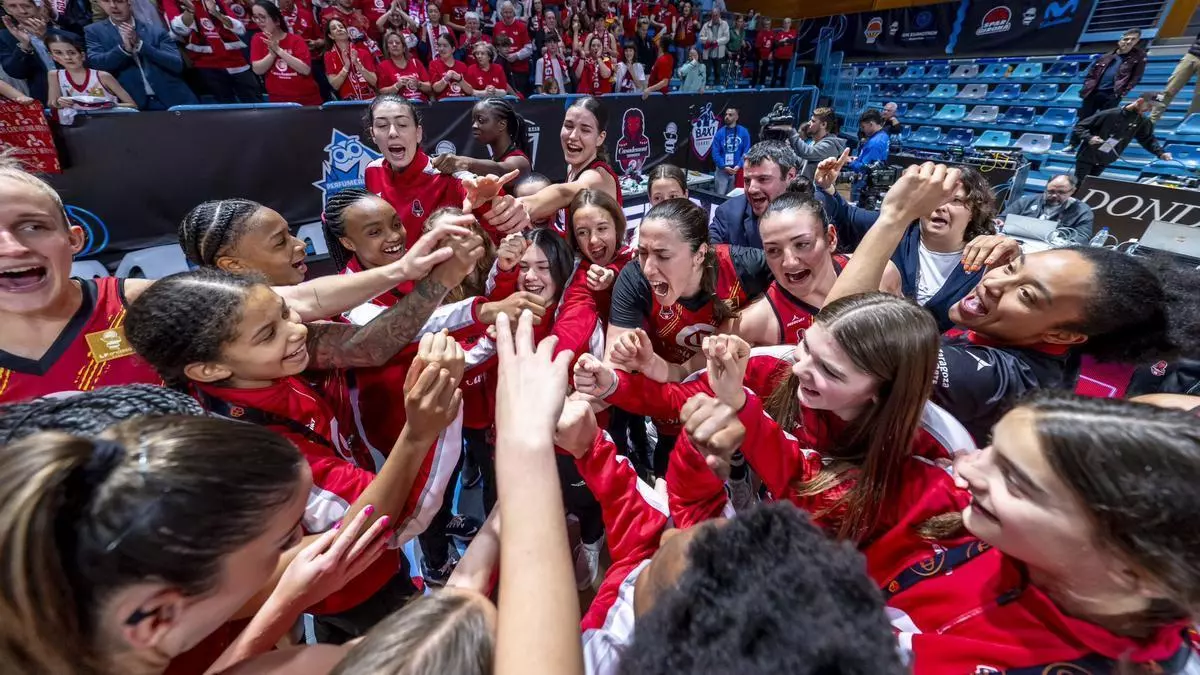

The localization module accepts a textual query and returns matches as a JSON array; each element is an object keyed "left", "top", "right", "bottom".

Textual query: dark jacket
[
  {"left": 84, "top": 19, "right": 198, "bottom": 108},
  {"left": 1001, "top": 194, "right": 1095, "bottom": 242},
  {"left": 710, "top": 194, "right": 762, "bottom": 249},
  {"left": 816, "top": 190, "right": 983, "bottom": 332},
  {"left": 1081, "top": 47, "right": 1146, "bottom": 98},
  {"left": 1188, "top": 34, "right": 1200, "bottom": 59},
  {"left": 0, "top": 26, "right": 79, "bottom": 103},
  {"left": 1071, "top": 105, "right": 1164, "bottom": 167}
]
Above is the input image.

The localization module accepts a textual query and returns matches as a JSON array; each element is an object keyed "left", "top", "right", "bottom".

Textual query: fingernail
[
  {"left": 379, "top": 515, "right": 390, "bottom": 527},
  {"left": 333, "top": 521, "right": 342, "bottom": 530},
  {"left": 364, "top": 505, "right": 375, "bottom": 516}
]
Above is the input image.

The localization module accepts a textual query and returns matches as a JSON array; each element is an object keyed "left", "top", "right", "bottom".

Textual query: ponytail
[{"left": 642, "top": 198, "right": 732, "bottom": 324}]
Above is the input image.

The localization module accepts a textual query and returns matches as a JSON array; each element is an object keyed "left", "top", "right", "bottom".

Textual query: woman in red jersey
[
  {"left": 464, "top": 42, "right": 519, "bottom": 97},
  {"left": 428, "top": 32, "right": 474, "bottom": 99},
  {"left": 432, "top": 97, "right": 533, "bottom": 180},
  {"left": 376, "top": 29, "right": 431, "bottom": 101},
  {"left": 324, "top": 18, "right": 379, "bottom": 100},
  {"left": 574, "top": 35, "right": 613, "bottom": 95},
  {"left": 867, "top": 394, "right": 1200, "bottom": 673},
  {"left": 250, "top": 0, "right": 323, "bottom": 105}
]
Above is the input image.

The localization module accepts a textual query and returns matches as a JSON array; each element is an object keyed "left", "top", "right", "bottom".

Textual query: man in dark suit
[
  {"left": 1, "top": 0, "right": 79, "bottom": 103},
  {"left": 84, "top": 0, "right": 198, "bottom": 109}
]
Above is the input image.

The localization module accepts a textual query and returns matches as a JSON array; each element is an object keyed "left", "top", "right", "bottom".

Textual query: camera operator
[
  {"left": 811, "top": 150, "right": 1006, "bottom": 332},
  {"left": 784, "top": 106, "right": 847, "bottom": 179},
  {"left": 847, "top": 108, "right": 891, "bottom": 201},
  {"left": 711, "top": 140, "right": 800, "bottom": 249},
  {"left": 1000, "top": 174, "right": 1095, "bottom": 243}
]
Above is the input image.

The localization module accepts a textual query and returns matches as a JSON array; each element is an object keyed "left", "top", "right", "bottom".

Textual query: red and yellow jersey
[
  {"left": 649, "top": 244, "right": 747, "bottom": 365},
  {"left": 763, "top": 253, "right": 847, "bottom": 345},
  {"left": 0, "top": 278, "right": 163, "bottom": 403}
]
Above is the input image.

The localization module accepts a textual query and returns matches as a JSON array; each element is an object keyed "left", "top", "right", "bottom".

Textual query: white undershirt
[{"left": 916, "top": 241, "right": 962, "bottom": 306}]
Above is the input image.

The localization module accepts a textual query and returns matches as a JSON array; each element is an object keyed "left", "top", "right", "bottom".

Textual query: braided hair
[
  {"left": 178, "top": 199, "right": 264, "bottom": 268},
  {"left": 475, "top": 97, "right": 532, "bottom": 157},
  {"left": 321, "top": 188, "right": 376, "bottom": 271},
  {"left": 0, "top": 385, "right": 206, "bottom": 444}
]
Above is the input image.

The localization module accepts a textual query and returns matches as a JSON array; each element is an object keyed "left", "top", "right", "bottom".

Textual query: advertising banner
[{"left": 0, "top": 101, "right": 62, "bottom": 174}]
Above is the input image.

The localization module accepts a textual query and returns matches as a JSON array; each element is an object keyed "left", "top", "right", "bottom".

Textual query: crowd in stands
[{"left": 0, "top": 0, "right": 801, "bottom": 109}]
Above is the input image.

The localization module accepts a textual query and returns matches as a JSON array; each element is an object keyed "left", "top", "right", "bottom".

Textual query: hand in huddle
[
  {"left": 585, "top": 264, "right": 615, "bottom": 292},
  {"left": 429, "top": 227, "right": 486, "bottom": 289},
  {"left": 494, "top": 310, "right": 573, "bottom": 444},
  {"left": 702, "top": 334, "right": 750, "bottom": 411},
  {"left": 554, "top": 398, "right": 598, "bottom": 459},
  {"left": 572, "top": 353, "right": 617, "bottom": 399},
  {"left": 386, "top": 216, "right": 474, "bottom": 283},
  {"left": 879, "top": 162, "right": 962, "bottom": 227},
  {"left": 495, "top": 232, "right": 529, "bottom": 272},
  {"left": 961, "top": 234, "right": 1020, "bottom": 273},
  {"left": 483, "top": 194, "right": 533, "bottom": 235},
  {"left": 462, "top": 168, "right": 520, "bottom": 212},
  {"left": 403, "top": 331, "right": 464, "bottom": 440},
  {"left": 431, "top": 152, "right": 465, "bottom": 175},
  {"left": 276, "top": 505, "right": 391, "bottom": 610},
  {"left": 609, "top": 328, "right": 656, "bottom": 373},
  {"left": 680, "top": 393, "right": 745, "bottom": 469},
  {"left": 479, "top": 291, "right": 547, "bottom": 326}
]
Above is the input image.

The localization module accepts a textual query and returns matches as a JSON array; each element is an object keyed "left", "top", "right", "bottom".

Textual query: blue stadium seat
[
  {"left": 1013, "top": 133, "right": 1054, "bottom": 155},
  {"left": 1010, "top": 62, "right": 1044, "bottom": 79},
  {"left": 901, "top": 65, "right": 927, "bottom": 80},
  {"left": 980, "top": 63, "right": 1010, "bottom": 79},
  {"left": 907, "top": 103, "right": 937, "bottom": 119},
  {"left": 881, "top": 65, "right": 904, "bottom": 79},
  {"left": 974, "top": 130, "right": 1012, "bottom": 148},
  {"left": 929, "top": 83, "right": 959, "bottom": 99},
  {"left": 1035, "top": 107, "right": 1078, "bottom": 129},
  {"left": 1046, "top": 61, "right": 1079, "bottom": 78},
  {"left": 859, "top": 66, "right": 880, "bottom": 79},
  {"left": 1021, "top": 83, "right": 1060, "bottom": 101},
  {"left": 879, "top": 83, "right": 905, "bottom": 98},
  {"left": 958, "top": 83, "right": 989, "bottom": 100},
  {"left": 1056, "top": 84, "right": 1083, "bottom": 105},
  {"left": 903, "top": 83, "right": 932, "bottom": 98},
  {"left": 895, "top": 103, "right": 910, "bottom": 116},
  {"left": 990, "top": 83, "right": 1022, "bottom": 101},
  {"left": 950, "top": 64, "right": 980, "bottom": 79},
  {"left": 933, "top": 104, "right": 967, "bottom": 121},
  {"left": 1161, "top": 144, "right": 1200, "bottom": 170},
  {"left": 965, "top": 105, "right": 999, "bottom": 123},
  {"left": 1169, "top": 113, "right": 1200, "bottom": 138},
  {"left": 941, "top": 128, "right": 975, "bottom": 146},
  {"left": 911, "top": 126, "right": 943, "bottom": 144},
  {"left": 998, "top": 106, "right": 1037, "bottom": 124},
  {"left": 900, "top": 125, "right": 914, "bottom": 141},
  {"left": 927, "top": 64, "right": 952, "bottom": 80},
  {"left": 839, "top": 67, "right": 858, "bottom": 81}
]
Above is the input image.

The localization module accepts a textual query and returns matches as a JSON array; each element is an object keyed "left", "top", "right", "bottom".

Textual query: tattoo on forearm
[{"left": 306, "top": 278, "right": 450, "bottom": 370}]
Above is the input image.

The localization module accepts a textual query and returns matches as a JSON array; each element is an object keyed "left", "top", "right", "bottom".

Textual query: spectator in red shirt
[
  {"left": 752, "top": 14, "right": 772, "bottom": 87},
  {"left": 457, "top": 11, "right": 491, "bottom": 67},
  {"left": 465, "top": 42, "right": 517, "bottom": 97},
  {"left": 166, "top": 0, "right": 261, "bottom": 103},
  {"left": 319, "top": 0, "right": 375, "bottom": 48},
  {"left": 648, "top": 0, "right": 673, "bottom": 39},
  {"left": 372, "top": 0, "right": 421, "bottom": 46},
  {"left": 324, "top": 17, "right": 379, "bottom": 100},
  {"left": 574, "top": 34, "right": 612, "bottom": 95},
  {"left": 249, "top": 0, "right": 322, "bottom": 105},
  {"left": 492, "top": 1, "right": 533, "bottom": 95},
  {"left": 771, "top": 16, "right": 794, "bottom": 87},
  {"left": 428, "top": 31, "right": 473, "bottom": 98},
  {"left": 440, "top": 0, "right": 470, "bottom": 30},
  {"left": 377, "top": 28, "right": 431, "bottom": 100},
  {"left": 641, "top": 33, "right": 672, "bottom": 98},
  {"left": 671, "top": 0, "right": 697, "bottom": 66},
  {"left": 415, "top": 0, "right": 451, "bottom": 63}
]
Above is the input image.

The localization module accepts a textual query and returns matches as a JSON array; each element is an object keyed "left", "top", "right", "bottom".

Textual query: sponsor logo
[
  {"left": 411, "top": 199, "right": 424, "bottom": 217},
  {"left": 914, "top": 10, "right": 933, "bottom": 29},
  {"left": 976, "top": 6, "right": 1012, "bottom": 36},
  {"left": 663, "top": 122, "right": 679, "bottom": 153},
  {"left": 85, "top": 327, "right": 134, "bottom": 363},
  {"left": 615, "top": 108, "right": 651, "bottom": 175},
  {"left": 434, "top": 139, "right": 457, "bottom": 156},
  {"left": 1079, "top": 188, "right": 1200, "bottom": 228},
  {"left": 65, "top": 205, "right": 110, "bottom": 256},
  {"left": 274, "top": 59, "right": 289, "bottom": 72},
  {"left": 1151, "top": 360, "right": 1169, "bottom": 377},
  {"left": 677, "top": 323, "right": 718, "bottom": 350},
  {"left": 228, "top": 2, "right": 246, "bottom": 17},
  {"left": 888, "top": 20, "right": 899, "bottom": 36},
  {"left": 200, "top": 17, "right": 215, "bottom": 30},
  {"left": 1022, "top": 6, "right": 1037, "bottom": 26},
  {"left": 690, "top": 102, "right": 718, "bottom": 159},
  {"left": 972, "top": 665, "right": 1001, "bottom": 674},
  {"left": 1042, "top": 0, "right": 1078, "bottom": 28},
  {"left": 864, "top": 16, "right": 883, "bottom": 43},
  {"left": 525, "top": 121, "right": 540, "bottom": 170},
  {"left": 311, "top": 129, "right": 382, "bottom": 207}
]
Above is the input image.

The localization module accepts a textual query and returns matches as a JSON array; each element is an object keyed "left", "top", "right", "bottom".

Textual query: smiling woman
[{"left": 179, "top": 198, "right": 310, "bottom": 286}]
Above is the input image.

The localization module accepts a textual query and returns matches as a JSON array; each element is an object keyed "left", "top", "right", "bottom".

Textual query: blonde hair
[{"left": 0, "top": 153, "right": 68, "bottom": 228}]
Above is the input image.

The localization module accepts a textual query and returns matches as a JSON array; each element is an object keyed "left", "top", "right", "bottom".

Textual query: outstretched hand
[
  {"left": 572, "top": 353, "right": 617, "bottom": 399},
  {"left": 609, "top": 328, "right": 656, "bottom": 374},
  {"left": 277, "top": 506, "right": 392, "bottom": 610},
  {"left": 554, "top": 398, "right": 598, "bottom": 459},
  {"left": 463, "top": 169, "right": 521, "bottom": 212},
  {"left": 390, "top": 216, "right": 474, "bottom": 282},
  {"left": 961, "top": 234, "right": 1020, "bottom": 273},
  {"left": 878, "top": 162, "right": 962, "bottom": 227},
  {"left": 495, "top": 310, "right": 573, "bottom": 444},
  {"left": 813, "top": 148, "right": 850, "bottom": 192},
  {"left": 680, "top": 393, "right": 745, "bottom": 468}
]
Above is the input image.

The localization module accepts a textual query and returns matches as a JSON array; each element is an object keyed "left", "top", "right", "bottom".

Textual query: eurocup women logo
[{"left": 691, "top": 103, "right": 718, "bottom": 160}]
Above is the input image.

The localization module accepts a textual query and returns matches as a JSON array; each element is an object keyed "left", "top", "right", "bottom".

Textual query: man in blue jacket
[
  {"left": 847, "top": 108, "right": 890, "bottom": 201},
  {"left": 1, "top": 0, "right": 79, "bottom": 103},
  {"left": 710, "top": 140, "right": 799, "bottom": 249},
  {"left": 712, "top": 106, "right": 751, "bottom": 195},
  {"left": 85, "top": 0, "right": 197, "bottom": 110}
]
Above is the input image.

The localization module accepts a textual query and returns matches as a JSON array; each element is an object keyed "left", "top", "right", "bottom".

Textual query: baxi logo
[
  {"left": 312, "top": 129, "right": 383, "bottom": 207},
  {"left": 864, "top": 16, "right": 883, "bottom": 43},
  {"left": 976, "top": 6, "right": 1012, "bottom": 35},
  {"left": 691, "top": 103, "right": 718, "bottom": 159},
  {"left": 1041, "top": 0, "right": 1079, "bottom": 28}
]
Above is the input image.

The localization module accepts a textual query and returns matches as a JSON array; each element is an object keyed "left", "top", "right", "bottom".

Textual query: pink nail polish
[
  {"left": 364, "top": 505, "right": 375, "bottom": 516},
  {"left": 379, "top": 515, "right": 390, "bottom": 527},
  {"left": 333, "top": 521, "right": 342, "bottom": 530}
]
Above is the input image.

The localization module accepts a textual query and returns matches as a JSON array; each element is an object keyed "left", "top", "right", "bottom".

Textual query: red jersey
[
  {"left": 376, "top": 56, "right": 430, "bottom": 102},
  {"left": 492, "top": 19, "right": 531, "bottom": 73},
  {"left": 754, "top": 29, "right": 773, "bottom": 60},
  {"left": 359, "top": 0, "right": 390, "bottom": 37},
  {"left": 458, "top": 31, "right": 491, "bottom": 67},
  {"left": 324, "top": 43, "right": 377, "bottom": 100},
  {"left": 763, "top": 254, "right": 847, "bottom": 345},
  {"left": 320, "top": 6, "right": 375, "bottom": 44},
  {"left": 464, "top": 61, "right": 508, "bottom": 91},
  {"left": 441, "top": 0, "right": 469, "bottom": 24},
  {"left": 772, "top": 28, "right": 796, "bottom": 60},
  {"left": 647, "top": 52, "right": 672, "bottom": 90},
  {"left": 427, "top": 56, "right": 469, "bottom": 98},
  {"left": 672, "top": 12, "right": 697, "bottom": 48},
  {"left": 650, "top": 3, "right": 674, "bottom": 30},
  {"left": 162, "top": 0, "right": 249, "bottom": 70},
  {"left": 282, "top": 0, "right": 321, "bottom": 42},
  {"left": 251, "top": 32, "right": 323, "bottom": 105},
  {"left": 576, "top": 55, "right": 613, "bottom": 95},
  {"left": 649, "top": 244, "right": 746, "bottom": 365},
  {"left": 0, "top": 278, "right": 162, "bottom": 403},
  {"left": 364, "top": 150, "right": 502, "bottom": 245}
]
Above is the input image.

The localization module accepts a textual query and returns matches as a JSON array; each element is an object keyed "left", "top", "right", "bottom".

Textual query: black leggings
[
  {"left": 417, "top": 451, "right": 465, "bottom": 569},
  {"left": 651, "top": 431, "right": 678, "bottom": 481}
]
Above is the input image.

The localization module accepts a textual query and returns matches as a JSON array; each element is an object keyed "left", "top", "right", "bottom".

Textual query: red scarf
[
  {"left": 543, "top": 53, "right": 564, "bottom": 84},
  {"left": 589, "top": 56, "right": 600, "bottom": 92}
]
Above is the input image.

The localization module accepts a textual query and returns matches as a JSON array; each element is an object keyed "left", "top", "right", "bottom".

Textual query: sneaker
[
  {"left": 421, "top": 548, "right": 461, "bottom": 587},
  {"left": 445, "top": 514, "right": 482, "bottom": 541},
  {"left": 726, "top": 473, "right": 756, "bottom": 512},
  {"left": 574, "top": 536, "right": 604, "bottom": 591}
]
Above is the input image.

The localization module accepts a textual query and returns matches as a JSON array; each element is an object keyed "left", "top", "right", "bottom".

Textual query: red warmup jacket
[
  {"left": 363, "top": 150, "right": 502, "bottom": 245},
  {"left": 162, "top": 0, "right": 249, "bottom": 71},
  {"left": 866, "top": 491, "right": 1197, "bottom": 673},
  {"left": 0, "top": 277, "right": 163, "bottom": 403}
]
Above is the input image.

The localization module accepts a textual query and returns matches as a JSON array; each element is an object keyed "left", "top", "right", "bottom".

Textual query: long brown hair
[
  {"left": 642, "top": 198, "right": 735, "bottom": 325},
  {"left": 567, "top": 188, "right": 627, "bottom": 262},
  {"left": 764, "top": 293, "right": 939, "bottom": 543}
]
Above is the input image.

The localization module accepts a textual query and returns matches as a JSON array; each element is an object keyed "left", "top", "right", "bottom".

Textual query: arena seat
[
  {"left": 1168, "top": 113, "right": 1200, "bottom": 140},
  {"left": 296, "top": 222, "right": 330, "bottom": 257},
  {"left": 1056, "top": 83, "right": 1083, "bottom": 104},
  {"left": 1045, "top": 61, "right": 1080, "bottom": 78},
  {"left": 1013, "top": 133, "right": 1054, "bottom": 155},
  {"left": 911, "top": 126, "right": 943, "bottom": 144},
  {"left": 941, "top": 128, "right": 975, "bottom": 146},
  {"left": 1010, "top": 62, "right": 1044, "bottom": 79},
  {"left": 973, "top": 130, "right": 1012, "bottom": 148},
  {"left": 900, "top": 65, "right": 926, "bottom": 80},
  {"left": 929, "top": 83, "right": 959, "bottom": 99},
  {"left": 926, "top": 64, "right": 952, "bottom": 80},
  {"left": 881, "top": 65, "right": 904, "bottom": 79},
  {"left": 879, "top": 83, "right": 905, "bottom": 98},
  {"left": 980, "top": 63, "right": 1010, "bottom": 79},
  {"left": 115, "top": 244, "right": 190, "bottom": 279},
  {"left": 965, "top": 105, "right": 999, "bottom": 123},
  {"left": 949, "top": 64, "right": 980, "bottom": 79},
  {"left": 1035, "top": 108, "right": 1078, "bottom": 129},
  {"left": 859, "top": 66, "right": 880, "bottom": 79},
  {"left": 957, "top": 83, "right": 989, "bottom": 100},
  {"left": 933, "top": 104, "right": 967, "bottom": 122},
  {"left": 998, "top": 106, "right": 1036, "bottom": 124},
  {"left": 71, "top": 260, "right": 110, "bottom": 278},
  {"left": 903, "top": 83, "right": 932, "bottom": 98},
  {"left": 990, "top": 83, "right": 1022, "bottom": 101},
  {"left": 1156, "top": 144, "right": 1200, "bottom": 171},
  {"left": 907, "top": 103, "right": 937, "bottom": 119},
  {"left": 1021, "top": 83, "right": 1060, "bottom": 102},
  {"left": 900, "top": 125, "right": 914, "bottom": 141}
]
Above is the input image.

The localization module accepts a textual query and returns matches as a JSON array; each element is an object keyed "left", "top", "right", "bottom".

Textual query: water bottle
[{"left": 1089, "top": 227, "right": 1109, "bottom": 247}]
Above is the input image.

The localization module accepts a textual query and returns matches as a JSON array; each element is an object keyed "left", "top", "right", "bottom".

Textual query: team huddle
[{"left": 0, "top": 93, "right": 1199, "bottom": 675}]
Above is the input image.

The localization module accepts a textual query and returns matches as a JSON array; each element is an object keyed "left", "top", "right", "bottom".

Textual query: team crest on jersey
[
  {"left": 84, "top": 327, "right": 134, "bottom": 363},
  {"left": 690, "top": 103, "right": 718, "bottom": 159},
  {"left": 412, "top": 199, "right": 425, "bottom": 216},
  {"left": 274, "top": 59, "right": 289, "bottom": 72},
  {"left": 312, "top": 129, "right": 382, "bottom": 207},
  {"left": 972, "top": 668, "right": 1001, "bottom": 675},
  {"left": 229, "top": 406, "right": 245, "bottom": 418},
  {"left": 677, "top": 324, "right": 716, "bottom": 350},
  {"left": 200, "top": 17, "right": 215, "bottom": 30},
  {"left": 658, "top": 304, "right": 675, "bottom": 320},
  {"left": 1151, "top": 360, "right": 1168, "bottom": 376}
]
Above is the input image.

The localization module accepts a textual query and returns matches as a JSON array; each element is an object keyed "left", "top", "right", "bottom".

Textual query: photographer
[
  {"left": 811, "top": 151, "right": 1001, "bottom": 331},
  {"left": 847, "top": 108, "right": 891, "bottom": 201},
  {"left": 785, "top": 106, "right": 847, "bottom": 179}
]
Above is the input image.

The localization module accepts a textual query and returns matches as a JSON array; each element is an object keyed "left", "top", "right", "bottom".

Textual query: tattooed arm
[{"left": 304, "top": 231, "right": 485, "bottom": 370}]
